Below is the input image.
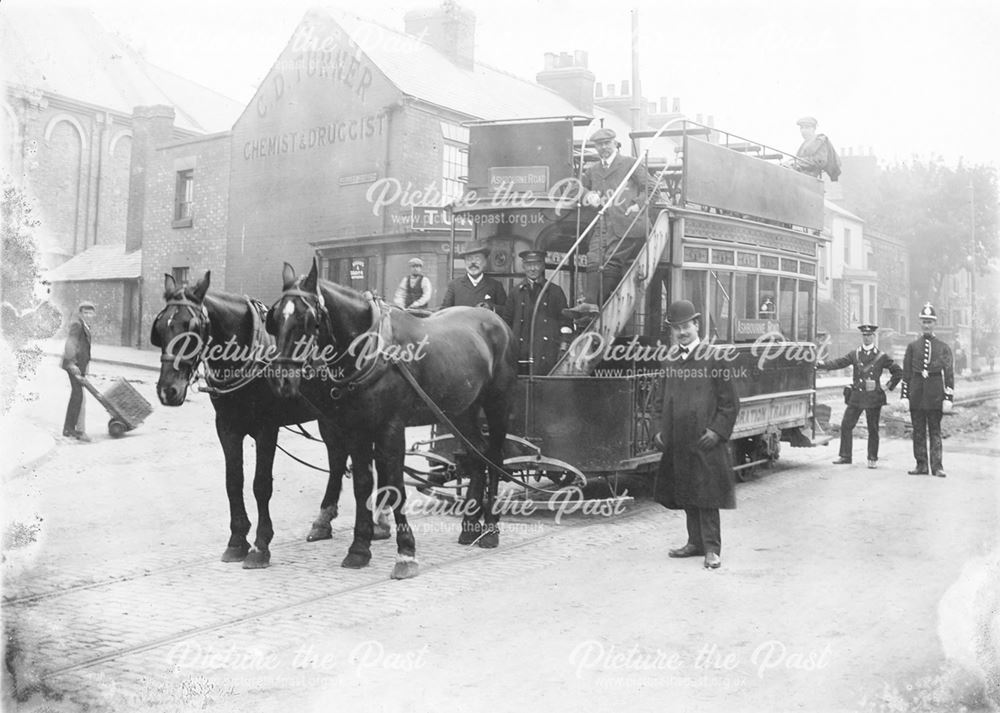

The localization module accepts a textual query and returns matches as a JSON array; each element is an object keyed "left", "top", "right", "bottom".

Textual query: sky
[{"left": 5, "top": 0, "right": 1000, "bottom": 166}]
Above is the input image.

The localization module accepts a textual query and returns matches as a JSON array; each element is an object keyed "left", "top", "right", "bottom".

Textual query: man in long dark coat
[
  {"left": 62, "top": 300, "right": 95, "bottom": 441},
  {"left": 440, "top": 241, "right": 506, "bottom": 312},
  {"left": 817, "top": 324, "right": 902, "bottom": 468},
  {"left": 653, "top": 300, "right": 740, "bottom": 569},
  {"left": 502, "top": 250, "right": 571, "bottom": 375},
  {"left": 901, "top": 303, "right": 954, "bottom": 477},
  {"left": 565, "top": 127, "right": 649, "bottom": 317}
]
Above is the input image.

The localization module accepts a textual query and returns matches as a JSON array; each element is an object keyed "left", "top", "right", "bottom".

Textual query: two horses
[
  {"left": 151, "top": 271, "right": 389, "bottom": 569},
  {"left": 266, "top": 261, "right": 516, "bottom": 579}
]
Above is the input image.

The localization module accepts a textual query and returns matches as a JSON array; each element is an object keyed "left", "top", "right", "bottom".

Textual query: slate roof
[
  {"left": 0, "top": 5, "right": 242, "bottom": 134},
  {"left": 328, "top": 9, "right": 635, "bottom": 147},
  {"left": 43, "top": 245, "right": 142, "bottom": 283}
]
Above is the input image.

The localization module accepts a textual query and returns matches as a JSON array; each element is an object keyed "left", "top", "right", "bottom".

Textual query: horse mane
[{"left": 310, "top": 276, "right": 373, "bottom": 345}]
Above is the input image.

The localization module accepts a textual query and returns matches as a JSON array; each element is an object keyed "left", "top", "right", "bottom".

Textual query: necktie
[{"left": 679, "top": 347, "right": 689, "bottom": 358}]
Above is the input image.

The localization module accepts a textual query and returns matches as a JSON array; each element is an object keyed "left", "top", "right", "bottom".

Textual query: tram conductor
[
  {"left": 653, "top": 300, "right": 739, "bottom": 570},
  {"left": 502, "top": 250, "right": 572, "bottom": 375},
  {"left": 817, "top": 324, "right": 902, "bottom": 469}
]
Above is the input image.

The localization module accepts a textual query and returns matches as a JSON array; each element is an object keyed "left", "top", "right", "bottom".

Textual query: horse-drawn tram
[{"left": 409, "top": 116, "right": 830, "bottom": 498}]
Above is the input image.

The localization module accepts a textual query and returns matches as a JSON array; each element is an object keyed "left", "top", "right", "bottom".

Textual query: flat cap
[
  {"left": 591, "top": 127, "right": 617, "bottom": 143},
  {"left": 407, "top": 257, "right": 424, "bottom": 267},
  {"left": 796, "top": 116, "right": 818, "bottom": 127}
]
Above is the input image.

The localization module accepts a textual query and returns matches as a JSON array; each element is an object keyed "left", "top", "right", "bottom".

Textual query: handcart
[{"left": 76, "top": 375, "right": 153, "bottom": 438}]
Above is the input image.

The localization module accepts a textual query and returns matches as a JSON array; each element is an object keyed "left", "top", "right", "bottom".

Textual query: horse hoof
[
  {"left": 242, "top": 550, "right": 271, "bottom": 569},
  {"left": 390, "top": 560, "right": 419, "bottom": 580},
  {"left": 221, "top": 545, "right": 249, "bottom": 562},
  {"left": 477, "top": 530, "right": 499, "bottom": 549},
  {"left": 306, "top": 526, "right": 332, "bottom": 542},
  {"left": 457, "top": 522, "right": 481, "bottom": 545},
  {"left": 372, "top": 524, "right": 392, "bottom": 541},
  {"left": 341, "top": 552, "right": 371, "bottom": 569}
]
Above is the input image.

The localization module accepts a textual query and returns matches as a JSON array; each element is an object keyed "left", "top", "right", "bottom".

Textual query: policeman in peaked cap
[
  {"left": 817, "top": 323, "right": 902, "bottom": 468},
  {"left": 654, "top": 299, "right": 740, "bottom": 570},
  {"left": 900, "top": 302, "right": 954, "bottom": 477},
  {"left": 502, "top": 250, "right": 571, "bottom": 375},
  {"left": 439, "top": 241, "right": 506, "bottom": 311}
]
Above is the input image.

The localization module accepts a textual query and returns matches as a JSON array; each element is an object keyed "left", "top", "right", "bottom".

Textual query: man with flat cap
[
  {"left": 653, "top": 299, "right": 740, "bottom": 570},
  {"left": 901, "top": 303, "right": 954, "bottom": 477},
  {"left": 393, "top": 256, "right": 433, "bottom": 310},
  {"left": 565, "top": 127, "right": 650, "bottom": 318},
  {"left": 817, "top": 324, "right": 903, "bottom": 468},
  {"left": 502, "top": 250, "right": 572, "bottom": 375},
  {"left": 62, "top": 300, "right": 96, "bottom": 441},
  {"left": 440, "top": 241, "right": 506, "bottom": 311},
  {"left": 792, "top": 117, "right": 840, "bottom": 181}
]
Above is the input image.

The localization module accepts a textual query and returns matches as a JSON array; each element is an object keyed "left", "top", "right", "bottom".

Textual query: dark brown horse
[
  {"left": 266, "top": 260, "right": 516, "bottom": 579},
  {"left": 151, "top": 271, "right": 388, "bottom": 569}
]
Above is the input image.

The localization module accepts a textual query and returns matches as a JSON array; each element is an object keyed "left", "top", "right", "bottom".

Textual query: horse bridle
[{"left": 155, "top": 295, "right": 211, "bottom": 374}]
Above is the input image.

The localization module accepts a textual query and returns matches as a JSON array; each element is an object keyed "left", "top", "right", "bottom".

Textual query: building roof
[
  {"left": 329, "top": 10, "right": 635, "bottom": 148},
  {"left": 43, "top": 245, "right": 141, "bottom": 283},
  {"left": 825, "top": 199, "right": 864, "bottom": 223},
  {"left": 0, "top": 5, "right": 242, "bottom": 134}
]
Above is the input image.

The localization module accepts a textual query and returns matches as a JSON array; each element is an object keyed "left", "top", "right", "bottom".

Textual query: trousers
[
  {"left": 63, "top": 370, "right": 86, "bottom": 434},
  {"left": 840, "top": 405, "right": 883, "bottom": 461},
  {"left": 685, "top": 508, "right": 721, "bottom": 555},
  {"left": 584, "top": 229, "right": 642, "bottom": 306},
  {"left": 910, "top": 409, "right": 943, "bottom": 472}
]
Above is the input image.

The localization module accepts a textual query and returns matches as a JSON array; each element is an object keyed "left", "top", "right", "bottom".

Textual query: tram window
[
  {"left": 797, "top": 280, "right": 815, "bottom": 341},
  {"left": 758, "top": 275, "right": 778, "bottom": 321},
  {"left": 779, "top": 277, "right": 796, "bottom": 339},
  {"left": 682, "top": 270, "right": 707, "bottom": 338},
  {"left": 709, "top": 271, "right": 733, "bottom": 342},
  {"left": 734, "top": 273, "right": 757, "bottom": 323}
]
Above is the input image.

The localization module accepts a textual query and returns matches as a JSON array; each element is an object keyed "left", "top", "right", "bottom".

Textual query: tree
[
  {"left": 848, "top": 159, "right": 999, "bottom": 298},
  {"left": 1, "top": 180, "right": 42, "bottom": 312}
]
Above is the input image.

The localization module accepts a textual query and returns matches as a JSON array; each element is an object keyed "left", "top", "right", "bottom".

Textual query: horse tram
[{"left": 406, "top": 116, "right": 830, "bottom": 505}]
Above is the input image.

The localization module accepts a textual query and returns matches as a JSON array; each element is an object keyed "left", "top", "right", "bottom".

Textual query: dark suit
[
  {"left": 653, "top": 343, "right": 740, "bottom": 555},
  {"left": 62, "top": 315, "right": 92, "bottom": 434},
  {"left": 819, "top": 346, "right": 902, "bottom": 462},
  {"left": 901, "top": 334, "right": 954, "bottom": 472},
  {"left": 502, "top": 279, "right": 570, "bottom": 375},
  {"left": 440, "top": 274, "right": 507, "bottom": 311},
  {"left": 581, "top": 153, "right": 650, "bottom": 305}
]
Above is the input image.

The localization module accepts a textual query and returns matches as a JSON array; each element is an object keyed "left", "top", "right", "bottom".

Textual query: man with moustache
[
  {"left": 440, "top": 241, "right": 506, "bottom": 312},
  {"left": 564, "top": 127, "right": 650, "bottom": 318},
  {"left": 653, "top": 300, "right": 740, "bottom": 570},
  {"left": 901, "top": 303, "right": 954, "bottom": 477},
  {"left": 502, "top": 250, "right": 571, "bottom": 375},
  {"left": 817, "top": 324, "right": 902, "bottom": 469}
]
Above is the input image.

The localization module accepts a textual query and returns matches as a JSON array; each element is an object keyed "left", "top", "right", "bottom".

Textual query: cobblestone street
[{"left": 2, "top": 359, "right": 999, "bottom": 713}]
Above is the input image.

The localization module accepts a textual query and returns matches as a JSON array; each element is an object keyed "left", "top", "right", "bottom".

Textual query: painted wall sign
[{"left": 242, "top": 113, "right": 388, "bottom": 161}]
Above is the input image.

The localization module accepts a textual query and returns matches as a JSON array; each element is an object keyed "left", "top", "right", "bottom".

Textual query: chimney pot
[
  {"left": 672, "top": 97, "right": 681, "bottom": 112},
  {"left": 559, "top": 52, "right": 572, "bottom": 67},
  {"left": 574, "top": 50, "right": 587, "bottom": 67},
  {"left": 607, "top": 83, "right": 616, "bottom": 97},
  {"left": 660, "top": 96, "right": 669, "bottom": 113},
  {"left": 621, "top": 80, "right": 630, "bottom": 96},
  {"left": 544, "top": 52, "right": 556, "bottom": 70},
  {"left": 594, "top": 83, "right": 603, "bottom": 98}
]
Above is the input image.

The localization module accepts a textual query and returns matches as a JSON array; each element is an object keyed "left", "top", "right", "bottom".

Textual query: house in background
[{"left": 0, "top": 4, "right": 241, "bottom": 345}]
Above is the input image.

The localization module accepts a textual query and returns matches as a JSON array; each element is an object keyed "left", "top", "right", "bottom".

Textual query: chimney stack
[
  {"left": 126, "top": 105, "right": 175, "bottom": 253},
  {"left": 536, "top": 48, "right": 595, "bottom": 112},
  {"left": 404, "top": 2, "right": 476, "bottom": 70}
]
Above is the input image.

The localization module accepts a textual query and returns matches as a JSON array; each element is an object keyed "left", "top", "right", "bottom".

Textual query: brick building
[
  {"left": 1, "top": 4, "right": 241, "bottom": 344},
  {"left": 132, "top": 5, "right": 645, "bottom": 346}
]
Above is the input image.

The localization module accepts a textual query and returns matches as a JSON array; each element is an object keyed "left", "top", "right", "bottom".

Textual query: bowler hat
[
  {"left": 665, "top": 299, "right": 700, "bottom": 326},
  {"left": 460, "top": 241, "right": 491, "bottom": 258},
  {"left": 591, "top": 128, "right": 617, "bottom": 143},
  {"left": 408, "top": 257, "right": 424, "bottom": 267},
  {"left": 519, "top": 250, "right": 546, "bottom": 264},
  {"left": 918, "top": 302, "right": 938, "bottom": 321},
  {"left": 796, "top": 116, "right": 818, "bottom": 127},
  {"left": 78, "top": 301, "right": 96, "bottom": 311},
  {"left": 857, "top": 324, "right": 878, "bottom": 334}
]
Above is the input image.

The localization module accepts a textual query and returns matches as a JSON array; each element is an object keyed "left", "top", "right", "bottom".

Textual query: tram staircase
[{"left": 551, "top": 209, "right": 671, "bottom": 376}]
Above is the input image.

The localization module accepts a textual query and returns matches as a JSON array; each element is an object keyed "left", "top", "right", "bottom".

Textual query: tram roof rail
[{"left": 461, "top": 115, "right": 594, "bottom": 127}]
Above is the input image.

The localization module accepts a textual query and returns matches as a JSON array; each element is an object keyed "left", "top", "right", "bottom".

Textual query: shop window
[{"left": 172, "top": 266, "right": 189, "bottom": 288}]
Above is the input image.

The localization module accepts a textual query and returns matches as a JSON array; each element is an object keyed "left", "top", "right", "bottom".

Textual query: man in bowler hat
[
  {"left": 440, "top": 242, "right": 507, "bottom": 311},
  {"left": 817, "top": 324, "right": 902, "bottom": 468},
  {"left": 901, "top": 303, "right": 954, "bottom": 477},
  {"left": 654, "top": 300, "right": 740, "bottom": 569},
  {"left": 62, "top": 300, "right": 96, "bottom": 441},
  {"left": 564, "top": 127, "right": 650, "bottom": 318},
  {"left": 502, "top": 250, "right": 571, "bottom": 375}
]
